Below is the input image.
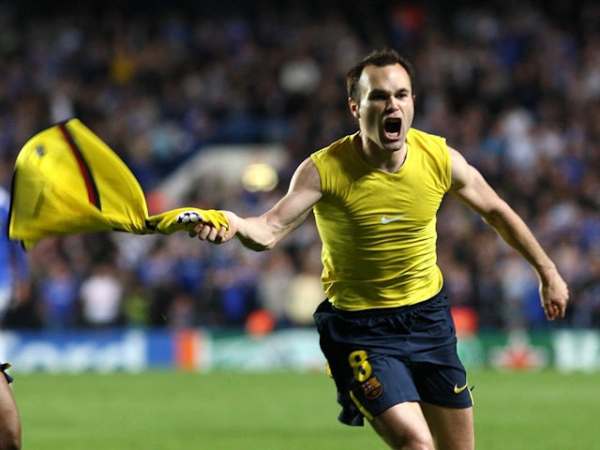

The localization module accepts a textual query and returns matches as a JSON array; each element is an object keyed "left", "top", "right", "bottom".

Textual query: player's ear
[{"left": 348, "top": 97, "right": 360, "bottom": 119}]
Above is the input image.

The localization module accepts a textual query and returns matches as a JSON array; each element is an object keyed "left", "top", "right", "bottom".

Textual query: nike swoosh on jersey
[
  {"left": 453, "top": 383, "right": 468, "bottom": 394},
  {"left": 380, "top": 215, "right": 404, "bottom": 224}
]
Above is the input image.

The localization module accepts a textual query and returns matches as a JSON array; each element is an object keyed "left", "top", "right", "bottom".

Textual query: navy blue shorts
[{"left": 313, "top": 290, "right": 472, "bottom": 426}]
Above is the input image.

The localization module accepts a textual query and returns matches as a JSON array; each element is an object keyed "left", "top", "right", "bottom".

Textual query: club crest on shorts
[{"left": 361, "top": 376, "right": 383, "bottom": 400}]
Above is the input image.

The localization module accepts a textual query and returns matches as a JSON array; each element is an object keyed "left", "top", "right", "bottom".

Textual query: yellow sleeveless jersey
[{"left": 310, "top": 128, "right": 452, "bottom": 311}]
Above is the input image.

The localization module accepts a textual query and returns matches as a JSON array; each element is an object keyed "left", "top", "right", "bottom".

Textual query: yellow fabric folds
[
  {"left": 146, "top": 208, "right": 229, "bottom": 235},
  {"left": 8, "top": 119, "right": 228, "bottom": 249}
]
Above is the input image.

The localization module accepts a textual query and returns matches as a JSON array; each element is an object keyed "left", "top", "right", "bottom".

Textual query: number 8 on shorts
[{"left": 348, "top": 350, "right": 372, "bottom": 382}]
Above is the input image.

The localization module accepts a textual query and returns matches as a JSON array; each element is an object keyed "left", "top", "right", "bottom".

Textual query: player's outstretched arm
[
  {"left": 448, "top": 147, "right": 569, "bottom": 320},
  {"left": 193, "top": 157, "right": 322, "bottom": 251}
]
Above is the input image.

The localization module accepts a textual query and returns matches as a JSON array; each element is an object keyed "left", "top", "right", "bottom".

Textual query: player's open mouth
[{"left": 383, "top": 118, "right": 402, "bottom": 140}]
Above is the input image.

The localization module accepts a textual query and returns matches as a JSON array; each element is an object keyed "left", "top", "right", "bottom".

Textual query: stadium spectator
[
  {"left": 79, "top": 264, "right": 124, "bottom": 328},
  {"left": 256, "top": 248, "right": 294, "bottom": 325},
  {"left": 38, "top": 259, "right": 79, "bottom": 329},
  {"left": 285, "top": 244, "right": 324, "bottom": 326},
  {"left": 0, "top": 186, "right": 28, "bottom": 324}
]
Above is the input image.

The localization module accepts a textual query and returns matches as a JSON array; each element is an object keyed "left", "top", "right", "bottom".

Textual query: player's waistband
[{"left": 316, "top": 289, "right": 446, "bottom": 319}]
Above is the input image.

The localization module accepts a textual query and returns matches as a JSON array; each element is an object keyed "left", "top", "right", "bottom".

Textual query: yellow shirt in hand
[
  {"left": 9, "top": 119, "right": 228, "bottom": 249},
  {"left": 311, "top": 128, "right": 452, "bottom": 311}
]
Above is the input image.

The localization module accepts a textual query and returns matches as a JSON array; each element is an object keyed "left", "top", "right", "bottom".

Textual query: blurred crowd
[{"left": 1, "top": 1, "right": 599, "bottom": 332}]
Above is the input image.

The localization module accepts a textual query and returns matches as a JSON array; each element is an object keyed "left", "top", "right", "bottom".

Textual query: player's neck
[{"left": 356, "top": 134, "right": 408, "bottom": 174}]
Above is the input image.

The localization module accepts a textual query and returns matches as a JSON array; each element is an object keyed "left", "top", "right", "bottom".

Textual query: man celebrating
[{"left": 193, "top": 49, "right": 569, "bottom": 450}]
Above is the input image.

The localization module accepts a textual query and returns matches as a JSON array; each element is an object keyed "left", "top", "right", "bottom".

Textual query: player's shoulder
[
  {"left": 309, "top": 133, "right": 360, "bottom": 194},
  {"left": 407, "top": 127, "right": 446, "bottom": 146},
  {"left": 408, "top": 127, "right": 450, "bottom": 159},
  {"left": 311, "top": 133, "right": 358, "bottom": 163},
  {"left": 408, "top": 128, "right": 452, "bottom": 190}
]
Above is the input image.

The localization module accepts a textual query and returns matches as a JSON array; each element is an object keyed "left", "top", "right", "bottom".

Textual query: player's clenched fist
[
  {"left": 539, "top": 269, "right": 569, "bottom": 320},
  {"left": 190, "top": 210, "right": 238, "bottom": 244}
]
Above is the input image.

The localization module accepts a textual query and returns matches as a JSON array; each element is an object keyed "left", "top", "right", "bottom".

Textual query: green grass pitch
[{"left": 15, "top": 370, "right": 600, "bottom": 449}]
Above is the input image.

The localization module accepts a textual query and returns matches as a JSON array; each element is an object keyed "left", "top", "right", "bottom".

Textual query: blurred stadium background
[{"left": 1, "top": 0, "right": 599, "bottom": 448}]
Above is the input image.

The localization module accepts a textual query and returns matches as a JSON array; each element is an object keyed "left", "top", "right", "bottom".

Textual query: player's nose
[{"left": 385, "top": 96, "right": 401, "bottom": 112}]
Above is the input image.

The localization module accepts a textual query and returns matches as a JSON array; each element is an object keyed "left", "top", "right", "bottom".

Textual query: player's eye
[{"left": 368, "top": 92, "right": 388, "bottom": 101}]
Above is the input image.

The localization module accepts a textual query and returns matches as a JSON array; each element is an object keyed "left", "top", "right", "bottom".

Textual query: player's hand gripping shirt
[
  {"left": 8, "top": 119, "right": 228, "bottom": 249},
  {"left": 310, "top": 129, "right": 452, "bottom": 310}
]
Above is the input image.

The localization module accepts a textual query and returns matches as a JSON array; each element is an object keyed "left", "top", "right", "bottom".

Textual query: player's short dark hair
[{"left": 346, "top": 49, "right": 416, "bottom": 102}]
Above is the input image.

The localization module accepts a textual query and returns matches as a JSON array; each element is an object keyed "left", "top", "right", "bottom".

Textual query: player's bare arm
[
  {"left": 448, "top": 147, "right": 569, "bottom": 320},
  {"left": 193, "top": 157, "right": 322, "bottom": 251}
]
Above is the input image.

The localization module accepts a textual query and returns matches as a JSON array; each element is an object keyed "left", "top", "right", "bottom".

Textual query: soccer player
[
  {"left": 192, "top": 49, "right": 569, "bottom": 450},
  {"left": 0, "top": 367, "right": 19, "bottom": 450}
]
